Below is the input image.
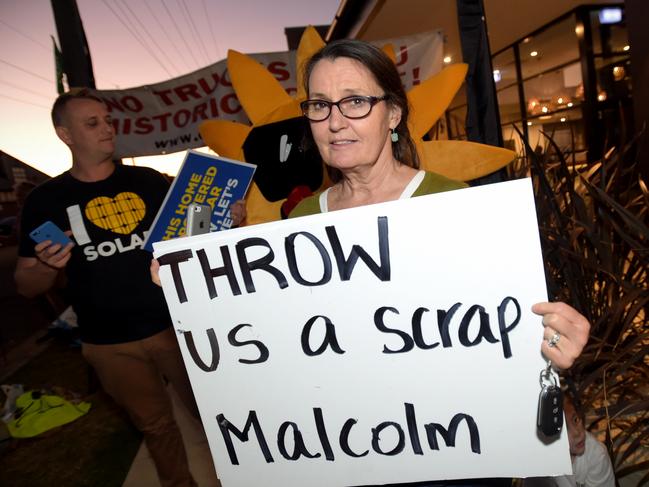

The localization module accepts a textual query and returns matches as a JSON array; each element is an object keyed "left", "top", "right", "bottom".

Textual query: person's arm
[
  {"left": 150, "top": 258, "right": 161, "bottom": 287},
  {"left": 532, "top": 301, "right": 590, "bottom": 369},
  {"left": 14, "top": 239, "right": 73, "bottom": 297}
]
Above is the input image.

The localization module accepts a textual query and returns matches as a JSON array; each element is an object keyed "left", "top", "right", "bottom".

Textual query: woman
[
  {"left": 292, "top": 39, "right": 588, "bottom": 371},
  {"left": 291, "top": 39, "right": 589, "bottom": 486}
]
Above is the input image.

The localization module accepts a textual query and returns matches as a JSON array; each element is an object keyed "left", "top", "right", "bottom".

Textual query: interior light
[
  {"left": 575, "top": 25, "right": 584, "bottom": 36},
  {"left": 557, "top": 97, "right": 564, "bottom": 104},
  {"left": 567, "top": 102, "right": 574, "bottom": 107},
  {"left": 530, "top": 51, "right": 539, "bottom": 57},
  {"left": 539, "top": 115, "right": 552, "bottom": 120},
  {"left": 527, "top": 121, "right": 532, "bottom": 126},
  {"left": 523, "top": 37, "right": 531, "bottom": 44},
  {"left": 493, "top": 69, "right": 501, "bottom": 83},
  {"left": 623, "top": 45, "right": 630, "bottom": 51},
  {"left": 541, "top": 106, "right": 549, "bottom": 113},
  {"left": 560, "top": 117, "right": 567, "bottom": 122},
  {"left": 443, "top": 56, "right": 452, "bottom": 64},
  {"left": 527, "top": 98, "right": 540, "bottom": 113},
  {"left": 599, "top": 8, "right": 622, "bottom": 24},
  {"left": 598, "top": 91, "right": 608, "bottom": 102}
]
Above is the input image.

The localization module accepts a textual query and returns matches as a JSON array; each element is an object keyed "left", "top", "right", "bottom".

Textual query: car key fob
[{"left": 537, "top": 384, "right": 563, "bottom": 436}]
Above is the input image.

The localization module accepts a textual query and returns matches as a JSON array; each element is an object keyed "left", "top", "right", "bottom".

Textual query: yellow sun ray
[
  {"left": 381, "top": 44, "right": 397, "bottom": 64},
  {"left": 296, "top": 26, "right": 326, "bottom": 101},
  {"left": 198, "top": 120, "right": 249, "bottom": 160},
  {"left": 227, "top": 49, "right": 295, "bottom": 125},
  {"left": 246, "top": 184, "right": 285, "bottom": 225},
  {"left": 257, "top": 101, "right": 302, "bottom": 126},
  {"left": 419, "top": 140, "right": 515, "bottom": 181},
  {"left": 408, "top": 63, "right": 468, "bottom": 140}
]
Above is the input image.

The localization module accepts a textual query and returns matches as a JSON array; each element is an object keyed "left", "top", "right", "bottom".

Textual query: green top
[{"left": 289, "top": 171, "right": 467, "bottom": 218}]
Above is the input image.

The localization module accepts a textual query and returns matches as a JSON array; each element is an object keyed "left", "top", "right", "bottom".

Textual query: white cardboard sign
[{"left": 153, "top": 178, "right": 571, "bottom": 487}]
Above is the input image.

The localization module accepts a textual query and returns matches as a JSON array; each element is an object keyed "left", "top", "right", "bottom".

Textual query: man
[
  {"left": 15, "top": 89, "right": 201, "bottom": 487},
  {"left": 563, "top": 393, "right": 615, "bottom": 487},
  {"left": 522, "top": 392, "right": 615, "bottom": 487}
]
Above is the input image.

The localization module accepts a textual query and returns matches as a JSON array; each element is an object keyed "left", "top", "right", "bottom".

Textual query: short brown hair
[{"left": 51, "top": 88, "right": 105, "bottom": 127}]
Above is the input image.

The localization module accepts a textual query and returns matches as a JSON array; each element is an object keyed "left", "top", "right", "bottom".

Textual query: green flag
[{"left": 51, "top": 36, "right": 65, "bottom": 94}]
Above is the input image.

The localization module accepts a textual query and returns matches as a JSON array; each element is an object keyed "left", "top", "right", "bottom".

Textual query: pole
[
  {"left": 50, "top": 0, "right": 96, "bottom": 89},
  {"left": 457, "top": 0, "right": 506, "bottom": 184}
]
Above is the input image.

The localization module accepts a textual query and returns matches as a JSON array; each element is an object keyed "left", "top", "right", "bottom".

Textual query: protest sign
[
  {"left": 93, "top": 30, "right": 443, "bottom": 158},
  {"left": 153, "top": 178, "right": 571, "bottom": 487},
  {"left": 144, "top": 150, "right": 255, "bottom": 252}
]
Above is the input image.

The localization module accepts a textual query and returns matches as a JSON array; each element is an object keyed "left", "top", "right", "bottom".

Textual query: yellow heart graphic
[{"left": 85, "top": 192, "right": 146, "bottom": 234}]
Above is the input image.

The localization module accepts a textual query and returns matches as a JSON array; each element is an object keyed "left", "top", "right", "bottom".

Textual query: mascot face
[
  {"left": 199, "top": 27, "right": 516, "bottom": 225},
  {"left": 243, "top": 117, "right": 322, "bottom": 202}
]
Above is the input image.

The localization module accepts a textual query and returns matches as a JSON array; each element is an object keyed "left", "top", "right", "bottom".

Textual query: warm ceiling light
[
  {"left": 523, "top": 37, "right": 531, "bottom": 44},
  {"left": 598, "top": 91, "right": 608, "bottom": 101},
  {"left": 623, "top": 45, "right": 630, "bottom": 51},
  {"left": 527, "top": 121, "right": 533, "bottom": 126},
  {"left": 443, "top": 56, "right": 452, "bottom": 64},
  {"left": 560, "top": 117, "right": 567, "bottom": 122},
  {"left": 575, "top": 25, "right": 584, "bottom": 36},
  {"left": 567, "top": 102, "right": 574, "bottom": 107},
  {"left": 530, "top": 51, "right": 539, "bottom": 57},
  {"left": 539, "top": 115, "right": 552, "bottom": 120},
  {"left": 541, "top": 106, "right": 549, "bottom": 113},
  {"left": 613, "top": 66, "right": 625, "bottom": 81},
  {"left": 527, "top": 98, "right": 540, "bottom": 112},
  {"left": 493, "top": 69, "right": 501, "bottom": 83}
]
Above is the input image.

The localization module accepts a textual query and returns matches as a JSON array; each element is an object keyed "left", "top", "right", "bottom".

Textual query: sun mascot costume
[{"left": 199, "top": 27, "right": 515, "bottom": 225}]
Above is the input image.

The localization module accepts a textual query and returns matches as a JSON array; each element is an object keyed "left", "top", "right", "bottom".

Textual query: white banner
[
  {"left": 95, "top": 30, "right": 443, "bottom": 158},
  {"left": 153, "top": 178, "right": 571, "bottom": 487}
]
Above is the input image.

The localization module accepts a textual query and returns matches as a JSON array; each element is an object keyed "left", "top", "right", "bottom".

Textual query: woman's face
[{"left": 307, "top": 57, "right": 401, "bottom": 174}]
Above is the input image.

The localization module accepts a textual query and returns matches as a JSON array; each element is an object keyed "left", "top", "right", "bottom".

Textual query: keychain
[{"left": 537, "top": 360, "right": 563, "bottom": 437}]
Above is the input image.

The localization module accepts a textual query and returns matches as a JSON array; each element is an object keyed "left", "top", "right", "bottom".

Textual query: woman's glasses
[{"left": 300, "top": 95, "right": 388, "bottom": 122}]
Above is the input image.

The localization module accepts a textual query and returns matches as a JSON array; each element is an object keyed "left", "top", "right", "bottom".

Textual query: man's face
[
  {"left": 565, "top": 398, "right": 586, "bottom": 456},
  {"left": 56, "top": 98, "right": 115, "bottom": 160}
]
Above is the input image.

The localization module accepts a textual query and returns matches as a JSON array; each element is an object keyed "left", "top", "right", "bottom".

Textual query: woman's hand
[
  {"left": 231, "top": 199, "right": 247, "bottom": 227},
  {"left": 532, "top": 302, "right": 590, "bottom": 369},
  {"left": 150, "top": 258, "right": 161, "bottom": 287}
]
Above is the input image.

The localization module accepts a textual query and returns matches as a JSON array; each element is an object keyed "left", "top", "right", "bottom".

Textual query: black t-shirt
[{"left": 18, "top": 164, "right": 172, "bottom": 344}]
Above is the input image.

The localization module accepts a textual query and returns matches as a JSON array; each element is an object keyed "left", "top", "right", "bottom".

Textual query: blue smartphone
[{"left": 29, "top": 221, "right": 72, "bottom": 247}]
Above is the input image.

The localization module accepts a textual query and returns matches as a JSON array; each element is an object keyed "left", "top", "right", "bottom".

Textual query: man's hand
[
  {"left": 15, "top": 237, "right": 74, "bottom": 298},
  {"left": 34, "top": 238, "right": 74, "bottom": 269}
]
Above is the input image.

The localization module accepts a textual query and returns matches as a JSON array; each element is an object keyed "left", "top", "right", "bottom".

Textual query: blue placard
[{"left": 143, "top": 150, "right": 256, "bottom": 251}]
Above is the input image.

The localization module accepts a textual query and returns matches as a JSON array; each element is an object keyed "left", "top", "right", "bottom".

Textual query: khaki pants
[{"left": 82, "top": 328, "right": 198, "bottom": 487}]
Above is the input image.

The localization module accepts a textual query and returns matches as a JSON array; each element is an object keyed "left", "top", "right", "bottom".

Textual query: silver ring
[{"left": 548, "top": 332, "right": 561, "bottom": 348}]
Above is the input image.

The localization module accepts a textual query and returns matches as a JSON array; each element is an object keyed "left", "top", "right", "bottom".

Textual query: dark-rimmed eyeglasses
[{"left": 300, "top": 95, "right": 388, "bottom": 122}]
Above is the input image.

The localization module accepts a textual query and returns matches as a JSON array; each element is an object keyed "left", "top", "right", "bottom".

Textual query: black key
[{"left": 537, "top": 385, "right": 563, "bottom": 436}]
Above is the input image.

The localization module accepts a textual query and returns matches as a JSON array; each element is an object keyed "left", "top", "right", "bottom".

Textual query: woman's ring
[{"left": 548, "top": 332, "right": 561, "bottom": 348}]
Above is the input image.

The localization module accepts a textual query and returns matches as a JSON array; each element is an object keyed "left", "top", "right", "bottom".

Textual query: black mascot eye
[{"left": 243, "top": 117, "right": 323, "bottom": 202}]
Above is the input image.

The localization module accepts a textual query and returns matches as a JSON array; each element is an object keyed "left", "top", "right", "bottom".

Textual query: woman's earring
[{"left": 390, "top": 128, "right": 399, "bottom": 143}]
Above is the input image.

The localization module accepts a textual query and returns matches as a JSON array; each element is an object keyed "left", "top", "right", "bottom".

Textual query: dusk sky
[{"left": 0, "top": 0, "right": 340, "bottom": 176}]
